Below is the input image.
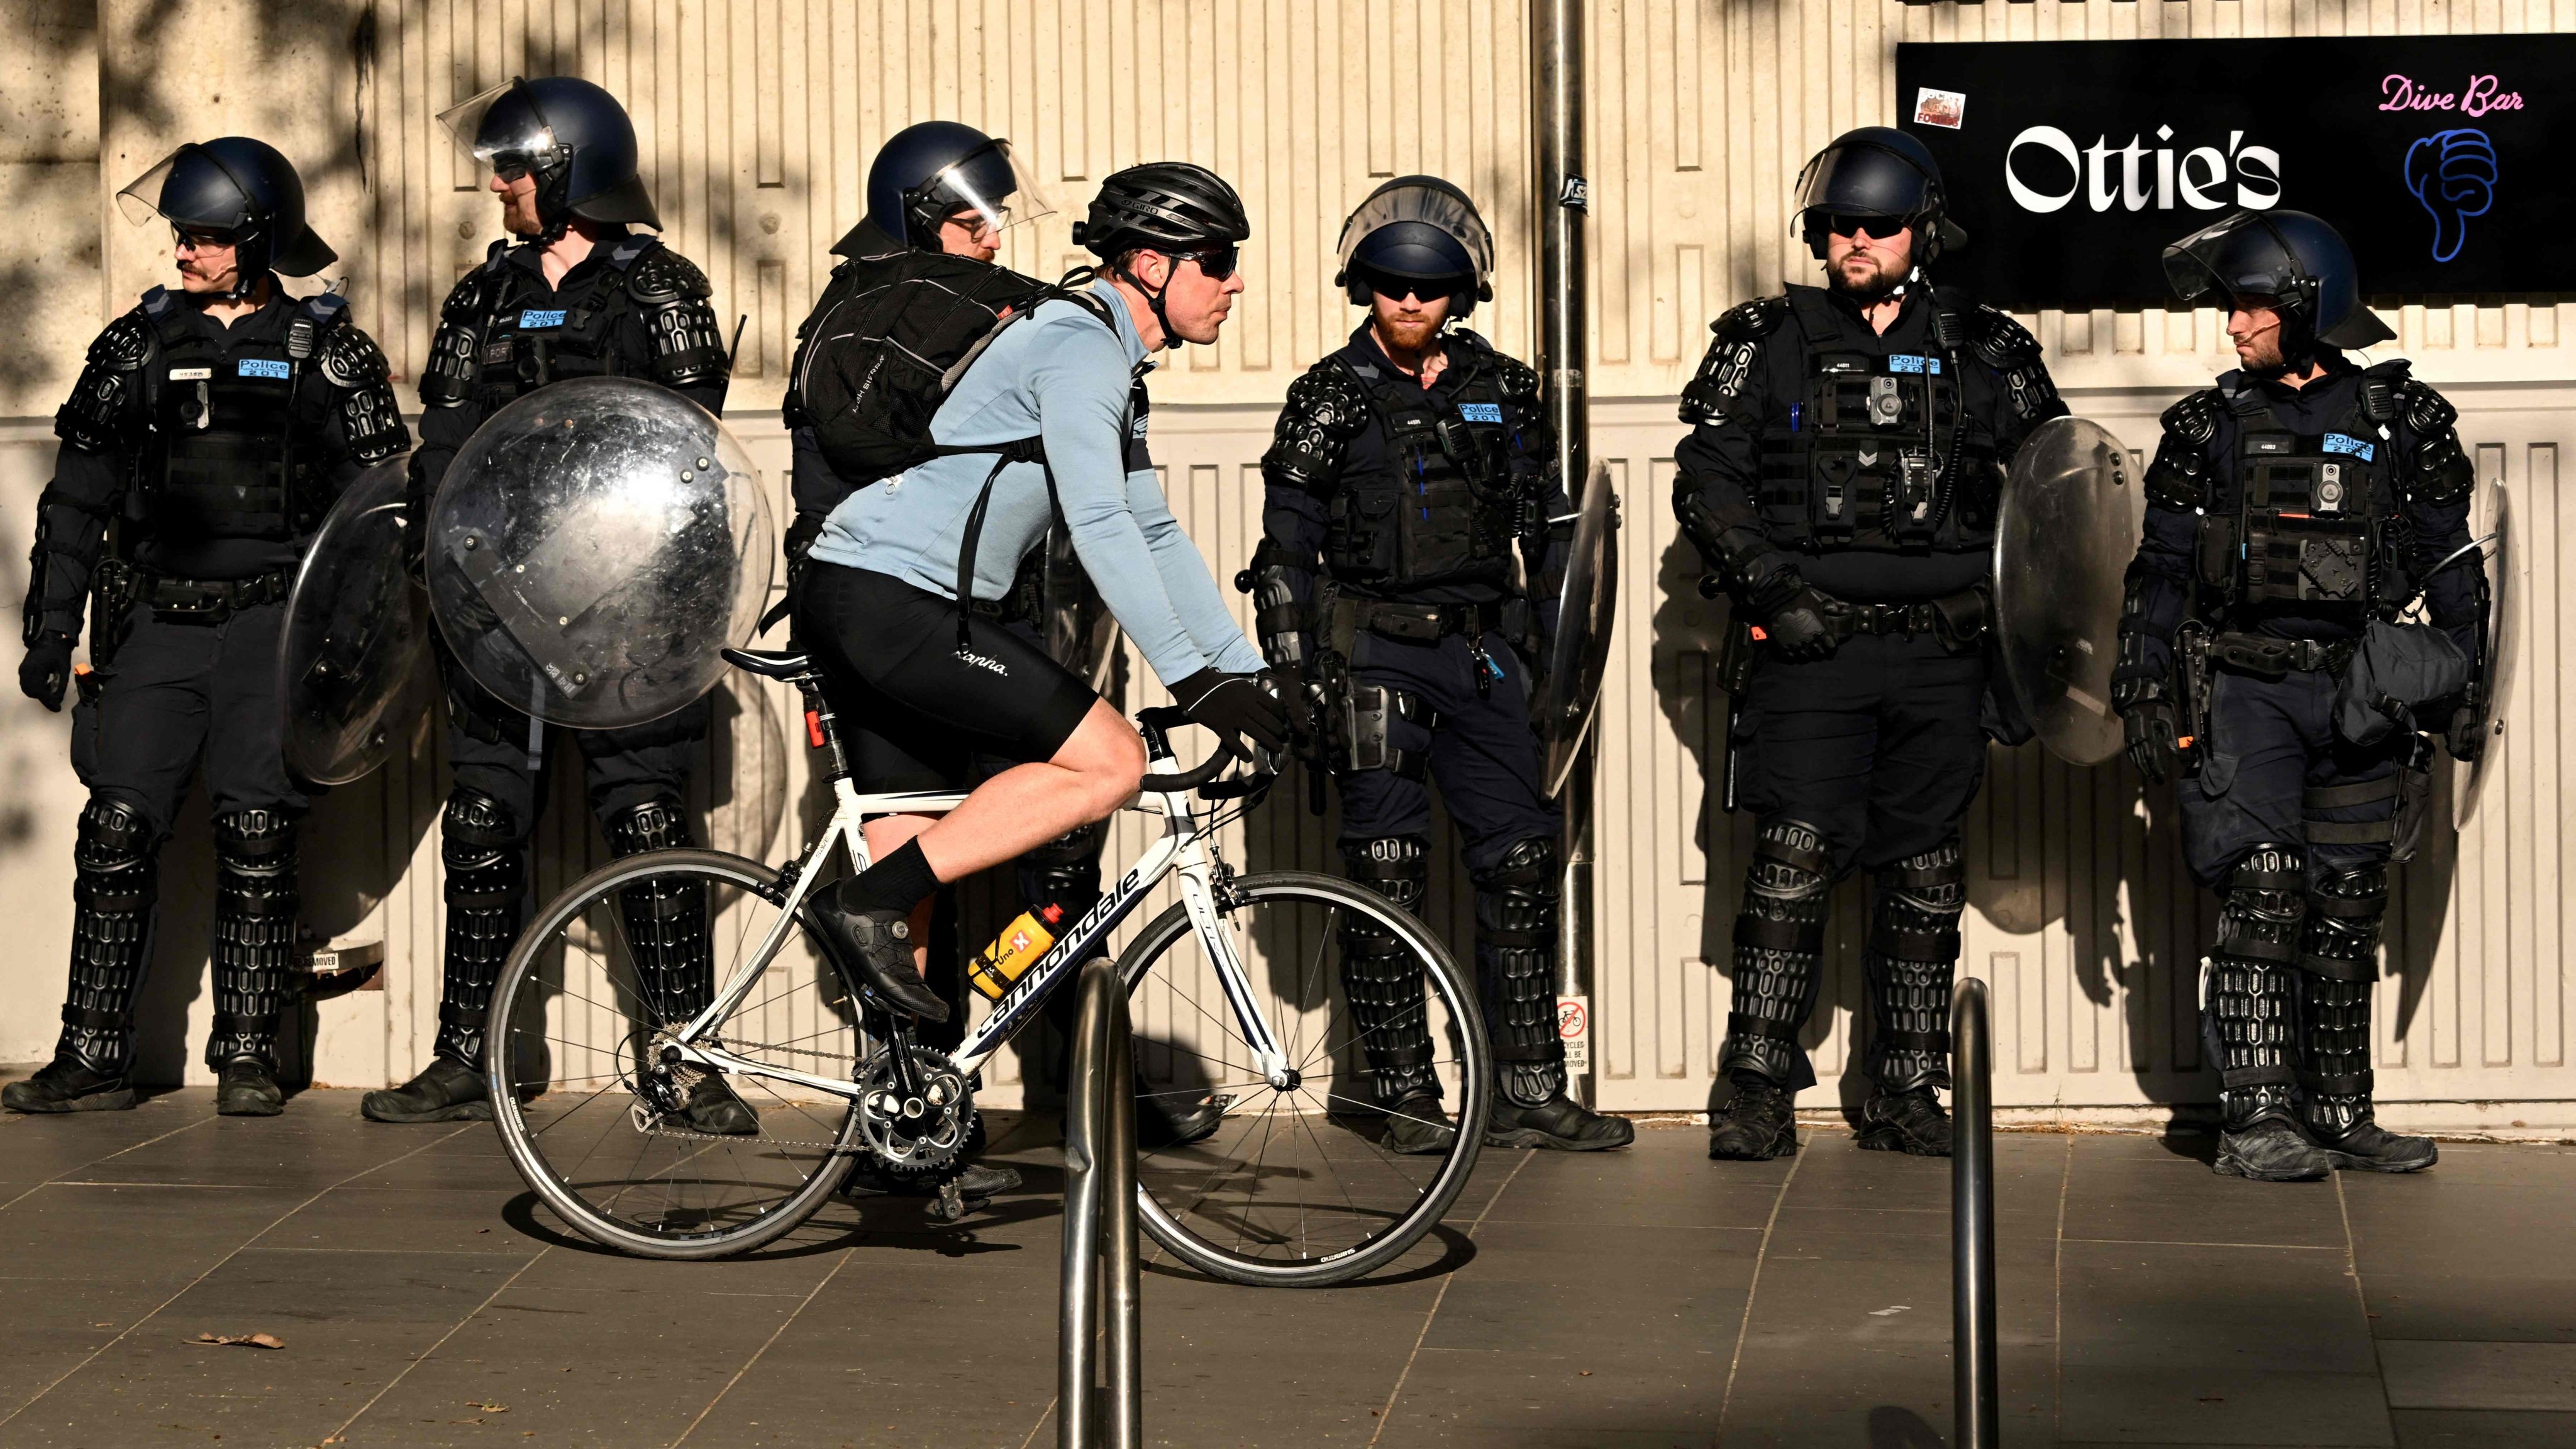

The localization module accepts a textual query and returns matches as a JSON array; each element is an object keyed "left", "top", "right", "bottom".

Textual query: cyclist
[{"left": 795, "top": 161, "right": 1294, "bottom": 1025}]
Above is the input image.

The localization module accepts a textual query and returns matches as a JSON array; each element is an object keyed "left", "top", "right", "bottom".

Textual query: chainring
[{"left": 854, "top": 1045, "right": 976, "bottom": 1173}]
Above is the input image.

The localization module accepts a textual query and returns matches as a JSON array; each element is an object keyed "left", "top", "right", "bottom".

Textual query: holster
[
  {"left": 86, "top": 559, "right": 138, "bottom": 669},
  {"left": 1338, "top": 677, "right": 1438, "bottom": 779}
]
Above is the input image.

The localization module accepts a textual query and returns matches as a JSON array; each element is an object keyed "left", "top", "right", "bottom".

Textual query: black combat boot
[
  {"left": 2294, "top": 863, "right": 2434, "bottom": 1173},
  {"left": 1339, "top": 838, "right": 1457, "bottom": 1152},
  {"left": 363, "top": 1056, "right": 492, "bottom": 1123},
  {"left": 369, "top": 791, "right": 519, "bottom": 1124},
  {"left": 3, "top": 1055, "right": 136, "bottom": 1114},
  {"left": 1707, "top": 1072, "right": 1798, "bottom": 1161},
  {"left": 9, "top": 799, "right": 160, "bottom": 1114},
  {"left": 1857, "top": 1086, "right": 1951, "bottom": 1157},
  {"left": 2207, "top": 848, "right": 2332, "bottom": 1183},
  {"left": 214, "top": 1057, "right": 286, "bottom": 1118},
  {"left": 208, "top": 811, "right": 297, "bottom": 1119},
  {"left": 669, "top": 1075, "right": 760, "bottom": 1135},
  {"left": 1857, "top": 842, "right": 1964, "bottom": 1157},
  {"left": 1381, "top": 1090, "right": 1460, "bottom": 1157},
  {"left": 1473, "top": 838, "right": 1634, "bottom": 1152}
]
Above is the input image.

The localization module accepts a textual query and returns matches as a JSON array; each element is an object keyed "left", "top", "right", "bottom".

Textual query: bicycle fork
[{"left": 1174, "top": 852, "right": 1296, "bottom": 1092}]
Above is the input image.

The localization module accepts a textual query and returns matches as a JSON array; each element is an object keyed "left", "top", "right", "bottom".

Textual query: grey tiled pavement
[{"left": 1, "top": 1082, "right": 2572, "bottom": 1447}]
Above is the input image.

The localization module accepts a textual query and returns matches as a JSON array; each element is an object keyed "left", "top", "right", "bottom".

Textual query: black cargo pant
[
  {"left": 1719, "top": 631, "right": 1987, "bottom": 1094},
  {"left": 53, "top": 601, "right": 307, "bottom": 1076}
]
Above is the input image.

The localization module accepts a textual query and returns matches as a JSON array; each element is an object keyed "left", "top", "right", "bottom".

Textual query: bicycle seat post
[{"left": 794, "top": 672, "right": 852, "bottom": 782}]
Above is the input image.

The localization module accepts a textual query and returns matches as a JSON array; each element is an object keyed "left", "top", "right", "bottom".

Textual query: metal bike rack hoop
[
  {"left": 1952, "top": 976, "right": 1999, "bottom": 1449},
  {"left": 1060, "top": 955, "right": 1141, "bottom": 1448}
]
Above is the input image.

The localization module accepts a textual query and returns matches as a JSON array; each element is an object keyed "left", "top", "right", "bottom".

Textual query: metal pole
[
  {"left": 1060, "top": 956, "right": 1141, "bottom": 1449},
  {"left": 1951, "top": 977, "right": 1998, "bottom": 1449},
  {"left": 1533, "top": 0, "right": 1594, "bottom": 1096}
]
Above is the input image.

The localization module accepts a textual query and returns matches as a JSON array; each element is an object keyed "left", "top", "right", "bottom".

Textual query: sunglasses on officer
[
  {"left": 1359, "top": 269, "right": 1466, "bottom": 305},
  {"left": 1814, "top": 211, "right": 1913, "bottom": 242},
  {"left": 172, "top": 225, "right": 240, "bottom": 252}
]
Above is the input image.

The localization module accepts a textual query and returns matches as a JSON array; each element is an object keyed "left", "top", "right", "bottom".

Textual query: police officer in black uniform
[
  {"left": 7, "top": 138, "right": 408, "bottom": 1118},
  {"left": 1250, "top": 176, "right": 1631, "bottom": 1155},
  {"left": 1674, "top": 127, "right": 2065, "bottom": 1162},
  {"left": 363, "top": 77, "right": 734, "bottom": 1124},
  {"left": 2114, "top": 211, "right": 2478, "bottom": 1183}
]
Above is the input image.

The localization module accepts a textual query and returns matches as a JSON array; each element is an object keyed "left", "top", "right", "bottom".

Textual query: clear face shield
[
  {"left": 1333, "top": 178, "right": 1496, "bottom": 296},
  {"left": 116, "top": 145, "right": 260, "bottom": 296},
  {"left": 910, "top": 138, "right": 1054, "bottom": 242},
  {"left": 2162, "top": 213, "right": 2299, "bottom": 309},
  {"left": 436, "top": 79, "right": 571, "bottom": 184}
]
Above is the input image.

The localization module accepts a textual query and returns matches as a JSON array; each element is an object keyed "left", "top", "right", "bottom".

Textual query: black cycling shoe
[
  {"left": 214, "top": 1058, "right": 286, "bottom": 1118},
  {"left": 808, "top": 901, "right": 952, "bottom": 1024},
  {"left": 2213, "top": 1117, "right": 2333, "bottom": 1182},
  {"left": 1707, "top": 1074, "right": 1798, "bottom": 1162},
  {"left": 1856, "top": 1086, "right": 1951, "bottom": 1157},
  {"left": 672, "top": 1075, "right": 760, "bottom": 1135},
  {"left": 361, "top": 1057, "right": 493, "bottom": 1123},
  {"left": 1486, "top": 1092, "right": 1635, "bottom": 1151},
  {"left": 2311, "top": 1119, "right": 2438, "bottom": 1174},
  {"left": 1380, "top": 1091, "right": 1460, "bottom": 1157},
  {"left": 2, "top": 1056, "right": 136, "bottom": 1114}
]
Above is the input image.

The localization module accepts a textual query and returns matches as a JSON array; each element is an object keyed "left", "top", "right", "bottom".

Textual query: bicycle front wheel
[
  {"left": 487, "top": 848, "right": 865, "bottom": 1260},
  {"left": 1117, "top": 870, "right": 1489, "bottom": 1287}
]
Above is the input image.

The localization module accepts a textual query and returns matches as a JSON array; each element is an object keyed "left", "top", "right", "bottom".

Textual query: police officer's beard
[{"left": 1829, "top": 253, "right": 1906, "bottom": 306}]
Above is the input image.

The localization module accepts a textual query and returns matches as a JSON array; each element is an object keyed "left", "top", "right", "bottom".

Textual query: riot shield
[
  {"left": 1538, "top": 464, "right": 1619, "bottom": 798},
  {"left": 426, "top": 377, "right": 772, "bottom": 729},
  {"left": 277, "top": 457, "right": 434, "bottom": 785},
  {"left": 1040, "top": 525, "right": 1122, "bottom": 693},
  {"left": 1994, "top": 417, "right": 2144, "bottom": 766},
  {"left": 2454, "top": 481, "right": 2516, "bottom": 827}
]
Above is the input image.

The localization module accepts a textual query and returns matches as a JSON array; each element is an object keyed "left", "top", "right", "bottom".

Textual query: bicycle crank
[{"left": 854, "top": 1044, "right": 975, "bottom": 1173}]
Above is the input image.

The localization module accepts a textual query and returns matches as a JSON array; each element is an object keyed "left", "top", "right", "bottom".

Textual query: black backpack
[{"left": 782, "top": 241, "right": 1050, "bottom": 518}]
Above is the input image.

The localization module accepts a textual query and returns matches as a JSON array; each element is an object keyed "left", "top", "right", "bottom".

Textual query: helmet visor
[
  {"left": 914, "top": 138, "right": 1053, "bottom": 240},
  {"left": 1793, "top": 139, "right": 1934, "bottom": 228},
  {"left": 2162, "top": 212, "right": 2300, "bottom": 307},
  {"left": 116, "top": 145, "right": 251, "bottom": 230},
  {"left": 436, "top": 79, "right": 570, "bottom": 180},
  {"left": 1335, "top": 178, "right": 1494, "bottom": 289}
]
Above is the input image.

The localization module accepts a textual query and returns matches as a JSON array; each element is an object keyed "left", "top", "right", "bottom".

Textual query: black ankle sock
[{"left": 835, "top": 839, "right": 943, "bottom": 918}]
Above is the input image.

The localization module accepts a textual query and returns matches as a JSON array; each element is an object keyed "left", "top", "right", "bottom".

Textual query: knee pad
[
  {"left": 2300, "top": 862, "right": 2388, "bottom": 982},
  {"left": 212, "top": 809, "right": 299, "bottom": 924},
  {"left": 74, "top": 796, "right": 157, "bottom": 914},
  {"left": 1874, "top": 838, "right": 1965, "bottom": 918},
  {"left": 1748, "top": 819, "right": 1833, "bottom": 907},
  {"left": 442, "top": 789, "right": 526, "bottom": 909},
  {"left": 2218, "top": 845, "right": 2306, "bottom": 965},
  {"left": 602, "top": 796, "right": 692, "bottom": 858},
  {"left": 1340, "top": 835, "right": 1430, "bottom": 916},
  {"left": 1472, "top": 836, "right": 1558, "bottom": 946}
]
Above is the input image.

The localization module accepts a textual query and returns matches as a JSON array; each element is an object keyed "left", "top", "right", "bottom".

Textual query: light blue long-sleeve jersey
[{"left": 810, "top": 279, "right": 1264, "bottom": 685}]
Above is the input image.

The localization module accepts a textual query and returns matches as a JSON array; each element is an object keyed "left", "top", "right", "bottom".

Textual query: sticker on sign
[
  {"left": 1914, "top": 87, "right": 1967, "bottom": 130},
  {"left": 1557, "top": 996, "right": 1591, "bottom": 1074}
]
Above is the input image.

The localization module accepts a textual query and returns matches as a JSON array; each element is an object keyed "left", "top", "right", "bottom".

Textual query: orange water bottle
[{"left": 965, "top": 903, "right": 1065, "bottom": 1000}]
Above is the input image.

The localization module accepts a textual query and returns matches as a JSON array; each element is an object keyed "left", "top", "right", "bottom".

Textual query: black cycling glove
[{"left": 1172, "top": 667, "right": 1290, "bottom": 755}]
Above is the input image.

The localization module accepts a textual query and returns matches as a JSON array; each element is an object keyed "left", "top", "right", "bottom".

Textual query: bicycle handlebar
[{"left": 1133, "top": 706, "right": 1279, "bottom": 797}]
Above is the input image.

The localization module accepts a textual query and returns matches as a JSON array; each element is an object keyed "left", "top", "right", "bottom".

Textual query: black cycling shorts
[{"left": 797, "top": 562, "right": 1098, "bottom": 791}]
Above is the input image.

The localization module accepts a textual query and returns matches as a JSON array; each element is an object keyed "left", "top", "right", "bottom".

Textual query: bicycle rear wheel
[
  {"left": 487, "top": 849, "right": 864, "bottom": 1259},
  {"left": 1116, "top": 870, "right": 1489, "bottom": 1287}
]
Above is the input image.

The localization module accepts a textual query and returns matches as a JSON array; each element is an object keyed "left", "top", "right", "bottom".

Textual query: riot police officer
[
  {"left": 1250, "top": 176, "right": 1631, "bottom": 1154},
  {"left": 365, "top": 76, "right": 734, "bottom": 1124},
  {"left": 1674, "top": 127, "right": 2066, "bottom": 1162},
  {"left": 7, "top": 138, "right": 408, "bottom": 1117},
  {"left": 2113, "top": 211, "right": 2480, "bottom": 1182}
]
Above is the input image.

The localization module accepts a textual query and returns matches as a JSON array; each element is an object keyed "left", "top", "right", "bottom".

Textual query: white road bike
[{"left": 486, "top": 647, "right": 1489, "bottom": 1285}]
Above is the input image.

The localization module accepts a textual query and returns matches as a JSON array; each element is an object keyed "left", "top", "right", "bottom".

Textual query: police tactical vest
[
  {"left": 1755, "top": 287, "right": 1999, "bottom": 555},
  {"left": 136, "top": 287, "right": 343, "bottom": 541},
  {"left": 2197, "top": 367, "right": 2404, "bottom": 613},
  {"left": 1321, "top": 346, "right": 1524, "bottom": 591},
  {"left": 431, "top": 236, "right": 664, "bottom": 411}
]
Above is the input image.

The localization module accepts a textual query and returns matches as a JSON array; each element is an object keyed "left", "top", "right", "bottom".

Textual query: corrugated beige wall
[{"left": 1, "top": 0, "right": 2569, "bottom": 1128}]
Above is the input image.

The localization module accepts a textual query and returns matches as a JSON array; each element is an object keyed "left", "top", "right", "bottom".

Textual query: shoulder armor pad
[
  {"left": 2160, "top": 387, "right": 2226, "bottom": 448},
  {"left": 300, "top": 291, "right": 350, "bottom": 325},
  {"left": 138, "top": 286, "right": 178, "bottom": 319},
  {"left": 1968, "top": 305, "right": 2043, "bottom": 367},
  {"left": 317, "top": 324, "right": 391, "bottom": 389},
  {"left": 1712, "top": 294, "right": 1788, "bottom": 345},
  {"left": 1286, "top": 360, "right": 1372, "bottom": 436},
  {"left": 440, "top": 267, "right": 495, "bottom": 323},
  {"left": 87, "top": 310, "right": 153, "bottom": 372},
  {"left": 2400, "top": 377, "right": 2456, "bottom": 436},
  {"left": 629, "top": 245, "right": 713, "bottom": 306},
  {"left": 1489, "top": 350, "right": 1541, "bottom": 404}
]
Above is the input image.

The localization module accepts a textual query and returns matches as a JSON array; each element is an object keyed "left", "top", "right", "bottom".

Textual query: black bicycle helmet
[
  {"left": 116, "top": 137, "right": 336, "bottom": 298},
  {"left": 2163, "top": 209, "right": 2396, "bottom": 352},
  {"left": 438, "top": 76, "right": 658, "bottom": 238},
  {"left": 1074, "top": 162, "right": 1250, "bottom": 258},
  {"left": 1792, "top": 125, "right": 1963, "bottom": 263}
]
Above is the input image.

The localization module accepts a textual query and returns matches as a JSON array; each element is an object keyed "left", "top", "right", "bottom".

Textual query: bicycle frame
[{"left": 662, "top": 744, "right": 1291, "bottom": 1102}]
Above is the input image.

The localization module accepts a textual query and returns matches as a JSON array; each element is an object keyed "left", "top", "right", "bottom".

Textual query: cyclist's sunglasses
[{"left": 1173, "top": 243, "right": 1240, "bottom": 283}]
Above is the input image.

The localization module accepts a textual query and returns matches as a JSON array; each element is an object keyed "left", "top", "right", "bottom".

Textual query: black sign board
[{"left": 1896, "top": 36, "right": 2566, "bottom": 309}]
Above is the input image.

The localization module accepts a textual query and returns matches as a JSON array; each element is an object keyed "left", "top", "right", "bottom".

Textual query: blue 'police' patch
[
  {"left": 1887, "top": 354, "right": 1943, "bottom": 375},
  {"left": 236, "top": 358, "right": 291, "bottom": 380},
  {"left": 1457, "top": 402, "right": 1504, "bottom": 424},
  {"left": 2323, "top": 433, "right": 2376, "bottom": 462},
  {"left": 519, "top": 309, "right": 568, "bottom": 330}
]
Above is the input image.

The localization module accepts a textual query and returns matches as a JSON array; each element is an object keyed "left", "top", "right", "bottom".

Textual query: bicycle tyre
[{"left": 1114, "top": 869, "right": 1490, "bottom": 1287}]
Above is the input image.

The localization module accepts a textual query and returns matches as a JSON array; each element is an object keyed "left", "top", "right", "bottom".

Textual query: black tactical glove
[
  {"left": 1758, "top": 588, "right": 1839, "bottom": 663},
  {"left": 19, "top": 631, "right": 72, "bottom": 712},
  {"left": 1262, "top": 664, "right": 1315, "bottom": 750},
  {"left": 1172, "top": 667, "right": 1291, "bottom": 756},
  {"left": 2124, "top": 698, "right": 2181, "bottom": 785},
  {"left": 2446, "top": 702, "right": 2487, "bottom": 764}
]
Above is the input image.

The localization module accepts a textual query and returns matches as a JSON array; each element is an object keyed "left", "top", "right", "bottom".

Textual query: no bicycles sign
[{"left": 1557, "top": 996, "right": 1591, "bottom": 1074}]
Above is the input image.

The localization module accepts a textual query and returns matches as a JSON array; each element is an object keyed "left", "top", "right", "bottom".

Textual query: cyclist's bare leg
[
  {"left": 911, "top": 701, "right": 1143, "bottom": 882},
  {"left": 861, "top": 815, "right": 941, "bottom": 974}
]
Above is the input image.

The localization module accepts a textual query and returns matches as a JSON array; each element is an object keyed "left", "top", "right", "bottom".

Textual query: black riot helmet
[
  {"left": 1074, "top": 163, "right": 1252, "bottom": 346},
  {"left": 437, "top": 76, "right": 659, "bottom": 238},
  {"left": 1335, "top": 175, "right": 1495, "bottom": 317},
  {"left": 1792, "top": 125, "right": 1964, "bottom": 264},
  {"left": 115, "top": 137, "right": 336, "bottom": 299},
  {"left": 2162, "top": 209, "right": 2396, "bottom": 353},
  {"left": 858, "top": 121, "right": 1051, "bottom": 252}
]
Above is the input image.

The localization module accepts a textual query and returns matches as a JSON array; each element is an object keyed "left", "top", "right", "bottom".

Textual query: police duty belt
[
  {"left": 93, "top": 558, "right": 294, "bottom": 619},
  {"left": 2208, "top": 631, "right": 2357, "bottom": 679}
]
